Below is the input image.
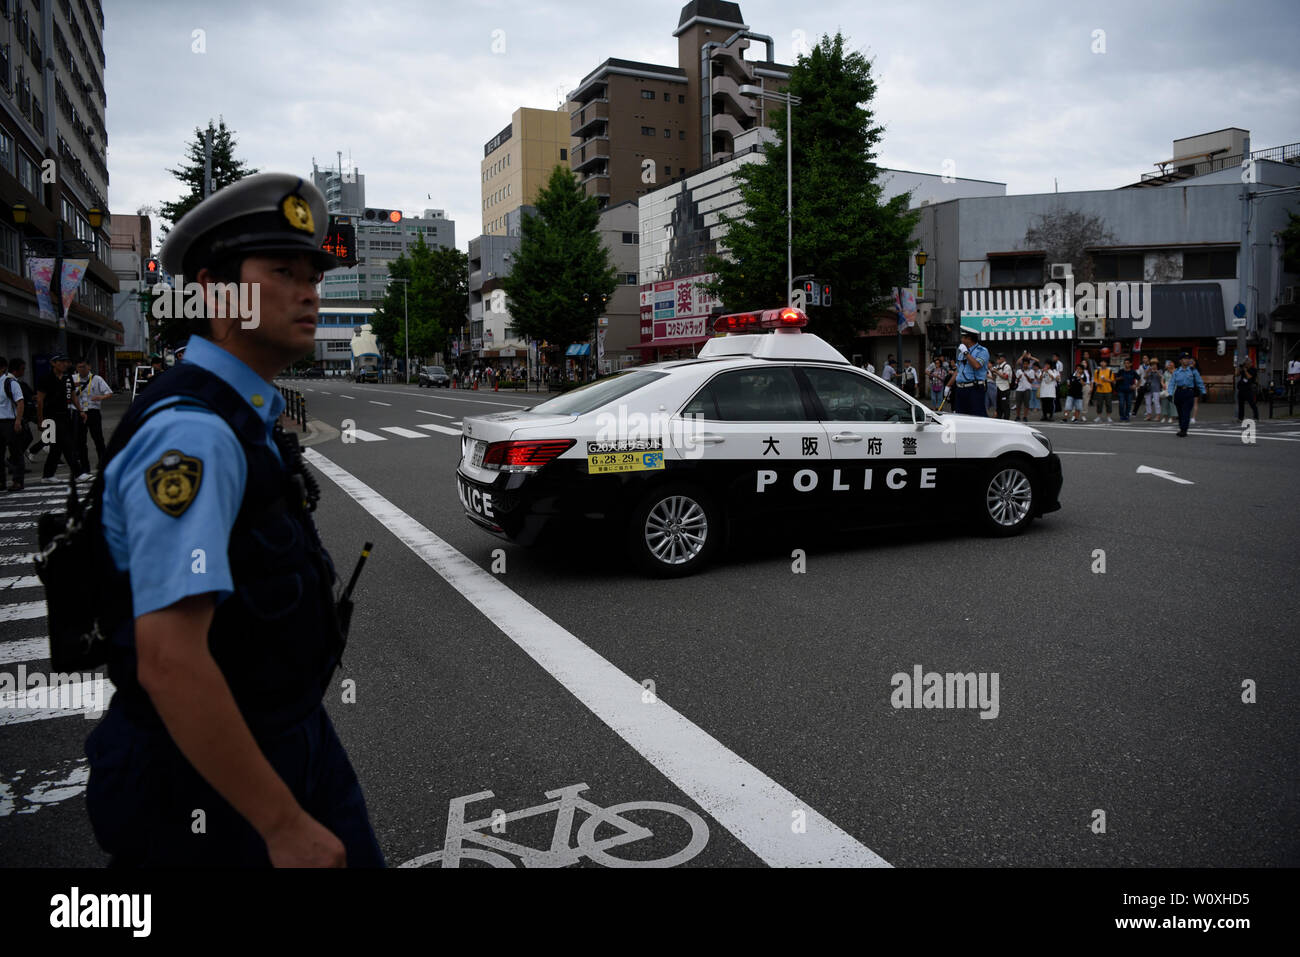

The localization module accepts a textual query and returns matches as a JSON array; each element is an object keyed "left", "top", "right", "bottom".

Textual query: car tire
[
  {"left": 626, "top": 483, "right": 721, "bottom": 578},
  {"left": 976, "top": 458, "right": 1037, "bottom": 537}
]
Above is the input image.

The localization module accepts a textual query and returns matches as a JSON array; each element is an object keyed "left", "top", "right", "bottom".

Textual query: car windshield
[
  {"left": 531, "top": 371, "right": 668, "bottom": 416},
  {"left": 428, "top": 367, "right": 445, "bottom": 374}
]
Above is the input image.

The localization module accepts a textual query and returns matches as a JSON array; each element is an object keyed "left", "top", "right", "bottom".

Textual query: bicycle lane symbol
[{"left": 399, "top": 783, "right": 710, "bottom": 868}]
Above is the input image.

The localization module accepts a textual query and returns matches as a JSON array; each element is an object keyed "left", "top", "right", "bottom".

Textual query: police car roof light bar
[
  {"left": 713, "top": 312, "right": 760, "bottom": 334},
  {"left": 764, "top": 307, "right": 808, "bottom": 328}
]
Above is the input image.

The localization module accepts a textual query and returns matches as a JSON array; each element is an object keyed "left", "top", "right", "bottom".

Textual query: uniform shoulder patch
[{"left": 146, "top": 450, "right": 204, "bottom": 517}]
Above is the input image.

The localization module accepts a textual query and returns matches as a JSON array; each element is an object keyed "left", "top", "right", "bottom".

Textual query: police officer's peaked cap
[
  {"left": 959, "top": 326, "right": 980, "bottom": 339},
  {"left": 160, "top": 172, "right": 338, "bottom": 278}
]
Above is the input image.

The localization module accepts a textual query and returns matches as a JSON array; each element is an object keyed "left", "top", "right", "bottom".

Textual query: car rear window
[
  {"left": 530, "top": 371, "right": 667, "bottom": 416},
  {"left": 428, "top": 367, "right": 445, "bottom": 374}
]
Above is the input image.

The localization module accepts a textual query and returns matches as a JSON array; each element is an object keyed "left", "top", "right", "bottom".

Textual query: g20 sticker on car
[{"left": 586, "top": 439, "right": 665, "bottom": 475}]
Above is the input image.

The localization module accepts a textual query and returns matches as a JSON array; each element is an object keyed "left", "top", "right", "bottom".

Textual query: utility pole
[{"left": 203, "top": 124, "right": 214, "bottom": 199}]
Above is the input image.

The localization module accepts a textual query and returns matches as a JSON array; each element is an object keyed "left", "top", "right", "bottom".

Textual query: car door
[
  {"left": 675, "top": 365, "right": 830, "bottom": 521},
  {"left": 797, "top": 365, "right": 955, "bottom": 525}
]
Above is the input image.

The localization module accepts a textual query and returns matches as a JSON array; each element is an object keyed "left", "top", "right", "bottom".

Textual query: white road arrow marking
[{"left": 1136, "top": 465, "right": 1194, "bottom": 485}]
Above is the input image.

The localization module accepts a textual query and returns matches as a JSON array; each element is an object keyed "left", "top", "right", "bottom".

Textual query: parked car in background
[{"left": 419, "top": 365, "right": 451, "bottom": 388}]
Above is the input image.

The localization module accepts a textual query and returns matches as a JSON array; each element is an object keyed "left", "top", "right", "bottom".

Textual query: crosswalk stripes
[{"left": 337, "top": 422, "right": 464, "bottom": 442}]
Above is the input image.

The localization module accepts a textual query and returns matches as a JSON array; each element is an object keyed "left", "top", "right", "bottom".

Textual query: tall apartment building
[
  {"left": 1, "top": 0, "right": 119, "bottom": 377},
  {"left": 320, "top": 207, "right": 456, "bottom": 303},
  {"left": 311, "top": 155, "right": 366, "bottom": 214},
  {"left": 568, "top": 0, "right": 790, "bottom": 210},
  {"left": 481, "top": 107, "right": 571, "bottom": 236}
]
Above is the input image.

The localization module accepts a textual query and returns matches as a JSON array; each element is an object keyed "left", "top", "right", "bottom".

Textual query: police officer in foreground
[
  {"left": 1168, "top": 349, "right": 1207, "bottom": 437},
  {"left": 945, "top": 327, "right": 990, "bottom": 416},
  {"left": 84, "top": 173, "right": 383, "bottom": 867}
]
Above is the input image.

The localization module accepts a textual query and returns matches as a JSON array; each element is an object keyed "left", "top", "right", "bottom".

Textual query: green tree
[
  {"left": 1024, "top": 210, "right": 1117, "bottom": 283},
  {"left": 371, "top": 235, "right": 468, "bottom": 366},
  {"left": 705, "top": 33, "right": 919, "bottom": 349},
  {"left": 159, "top": 118, "right": 258, "bottom": 235},
  {"left": 501, "top": 165, "right": 617, "bottom": 353}
]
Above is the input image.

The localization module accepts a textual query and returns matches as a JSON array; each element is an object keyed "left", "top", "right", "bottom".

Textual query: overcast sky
[{"left": 105, "top": 0, "right": 1298, "bottom": 251}]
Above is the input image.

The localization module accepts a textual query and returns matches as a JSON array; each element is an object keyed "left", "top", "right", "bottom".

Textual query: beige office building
[
  {"left": 569, "top": 0, "right": 791, "bottom": 210},
  {"left": 482, "top": 107, "right": 572, "bottom": 236}
]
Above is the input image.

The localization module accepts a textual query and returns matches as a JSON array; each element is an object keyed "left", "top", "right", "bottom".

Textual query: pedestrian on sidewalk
[
  {"left": 36, "top": 354, "right": 88, "bottom": 483},
  {"left": 1064, "top": 364, "right": 1087, "bottom": 422},
  {"left": 992, "top": 353, "right": 1012, "bottom": 419},
  {"left": 1169, "top": 351, "right": 1207, "bottom": 436},
  {"left": 1093, "top": 357, "right": 1115, "bottom": 423},
  {"left": 1159, "top": 360, "right": 1176, "bottom": 423},
  {"left": 1235, "top": 360, "right": 1259, "bottom": 423},
  {"left": 1037, "top": 360, "right": 1059, "bottom": 421},
  {"left": 75, "top": 357, "right": 112, "bottom": 472},
  {"left": 1116, "top": 358, "right": 1138, "bottom": 422},
  {"left": 0, "top": 356, "right": 28, "bottom": 490}
]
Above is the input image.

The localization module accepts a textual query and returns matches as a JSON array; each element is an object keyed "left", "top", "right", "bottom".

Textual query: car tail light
[{"left": 481, "top": 439, "right": 576, "bottom": 471}]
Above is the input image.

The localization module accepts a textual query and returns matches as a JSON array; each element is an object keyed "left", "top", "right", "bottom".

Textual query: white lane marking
[
  {"left": 0, "top": 636, "right": 50, "bottom": 664},
  {"left": 303, "top": 448, "right": 889, "bottom": 868},
  {"left": 1054, "top": 451, "right": 1116, "bottom": 455},
  {"left": 0, "top": 677, "right": 114, "bottom": 726},
  {"left": 0, "top": 759, "right": 90, "bottom": 816},
  {"left": 416, "top": 410, "right": 455, "bottom": 418},
  {"left": 340, "top": 394, "right": 355, "bottom": 400},
  {"left": 1136, "top": 465, "right": 1194, "bottom": 485},
  {"left": 0, "top": 601, "right": 45, "bottom": 622},
  {"left": 0, "top": 553, "right": 37, "bottom": 566},
  {"left": 348, "top": 429, "right": 386, "bottom": 442},
  {"left": 1036, "top": 422, "right": 1300, "bottom": 443},
  {"left": 0, "top": 537, "right": 31, "bottom": 547},
  {"left": 415, "top": 423, "right": 463, "bottom": 436},
  {"left": 369, "top": 400, "right": 393, "bottom": 407},
  {"left": 320, "top": 391, "right": 333, "bottom": 395},
  {"left": 379, "top": 427, "right": 429, "bottom": 439},
  {"left": 0, "top": 521, "right": 34, "bottom": 530},
  {"left": 0, "top": 575, "right": 40, "bottom": 589},
  {"left": 0, "top": 510, "right": 50, "bottom": 518}
]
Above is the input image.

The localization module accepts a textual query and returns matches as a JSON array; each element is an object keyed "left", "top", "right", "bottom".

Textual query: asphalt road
[{"left": 2, "top": 380, "right": 1297, "bottom": 867}]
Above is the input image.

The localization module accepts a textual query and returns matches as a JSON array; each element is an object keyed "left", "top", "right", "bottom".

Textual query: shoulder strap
[{"left": 3, "top": 376, "right": 20, "bottom": 407}]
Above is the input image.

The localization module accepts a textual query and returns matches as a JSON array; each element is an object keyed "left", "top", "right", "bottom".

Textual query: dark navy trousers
[{"left": 86, "top": 702, "right": 384, "bottom": 867}]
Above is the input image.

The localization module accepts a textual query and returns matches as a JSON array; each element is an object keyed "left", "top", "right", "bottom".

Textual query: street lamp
[
  {"left": 388, "top": 276, "right": 410, "bottom": 383},
  {"left": 13, "top": 202, "right": 104, "bottom": 355},
  {"left": 915, "top": 249, "right": 928, "bottom": 299},
  {"left": 739, "top": 84, "right": 802, "bottom": 307}
]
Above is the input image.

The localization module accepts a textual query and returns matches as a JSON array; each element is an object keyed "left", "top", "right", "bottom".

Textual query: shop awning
[
  {"left": 1111, "top": 283, "right": 1225, "bottom": 337},
  {"left": 960, "top": 287, "right": 1075, "bottom": 340},
  {"left": 565, "top": 343, "right": 591, "bottom": 356}
]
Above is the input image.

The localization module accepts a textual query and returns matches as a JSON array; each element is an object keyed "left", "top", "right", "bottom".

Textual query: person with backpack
[
  {"left": 0, "top": 356, "right": 28, "bottom": 490},
  {"left": 80, "top": 173, "right": 383, "bottom": 868}
]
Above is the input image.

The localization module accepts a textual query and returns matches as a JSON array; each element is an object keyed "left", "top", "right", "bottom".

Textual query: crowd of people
[
  {"left": 906, "top": 330, "right": 1237, "bottom": 437},
  {"left": 0, "top": 353, "right": 113, "bottom": 491}
]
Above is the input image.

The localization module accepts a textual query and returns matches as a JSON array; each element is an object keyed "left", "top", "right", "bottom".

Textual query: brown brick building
[{"left": 568, "top": 0, "right": 791, "bottom": 210}]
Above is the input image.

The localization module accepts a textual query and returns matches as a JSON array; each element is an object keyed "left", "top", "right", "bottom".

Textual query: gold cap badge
[{"left": 282, "top": 194, "right": 314, "bottom": 234}]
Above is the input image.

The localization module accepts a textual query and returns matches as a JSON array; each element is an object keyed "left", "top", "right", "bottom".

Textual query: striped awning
[{"left": 960, "top": 287, "right": 1076, "bottom": 340}]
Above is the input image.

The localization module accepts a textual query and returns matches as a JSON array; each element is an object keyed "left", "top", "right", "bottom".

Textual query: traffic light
[
  {"left": 821, "top": 284, "right": 832, "bottom": 307},
  {"left": 144, "top": 258, "right": 160, "bottom": 286},
  {"left": 802, "top": 280, "right": 820, "bottom": 307},
  {"left": 363, "top": 208, "right": 402, "bottom": 224}
]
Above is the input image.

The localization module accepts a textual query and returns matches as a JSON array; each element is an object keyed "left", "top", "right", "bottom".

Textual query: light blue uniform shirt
[
  {"left": 103, "top": 336, "right": 286, "bottom": 617},
  {"left": 1168, "top": 366, "right": 1206, "bottom": 394},
  {"left": 956, "top": 343, "right": 990, "bottom": 383}
]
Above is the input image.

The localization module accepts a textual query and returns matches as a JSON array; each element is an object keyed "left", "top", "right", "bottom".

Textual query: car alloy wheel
[
  {"left": 982, "top": 462, "right": 1035, "bottom": 534},
  {"left": 628, "top": 484, "right": 720, "bottom": 577},
  {"left": 645, "top": 495, "right": 708, "bottom": 565}
]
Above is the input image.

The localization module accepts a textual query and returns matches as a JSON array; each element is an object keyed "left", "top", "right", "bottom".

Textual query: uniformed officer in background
[
  {"left": 84, "top": 172, "right": 383, "bottom": 867},
  {"left": 1168, "top": 349, "right": 1207, "bottom": 437},
  {"left": 945, "top": 327, "right": 990, "bottom": 416}
]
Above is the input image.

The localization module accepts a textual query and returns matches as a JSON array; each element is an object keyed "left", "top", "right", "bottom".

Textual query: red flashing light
[
  {"left": 482, "top": 438, "right": 575, "bottom": 470},
  {"left": 713, "top": 312, "right": 760, "bottom": 333},
  {"left": 388, "top": 210, "right": 403, "bottom": 223},
  {"left": 774, "top": 307, "right": 807, "bottom": 326}
]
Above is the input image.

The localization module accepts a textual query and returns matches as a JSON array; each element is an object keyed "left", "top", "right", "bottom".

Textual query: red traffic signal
[
  {"left": 144, "top": 258, "right": 160, "bottom": 285},
  {"left": 364, "top": 208, "right": 402, "bottom": 224}
]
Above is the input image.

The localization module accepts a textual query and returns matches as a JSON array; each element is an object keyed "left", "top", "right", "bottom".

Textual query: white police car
[{"left": 456, "top": 308, "right": 1061, "bottom": 577}]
